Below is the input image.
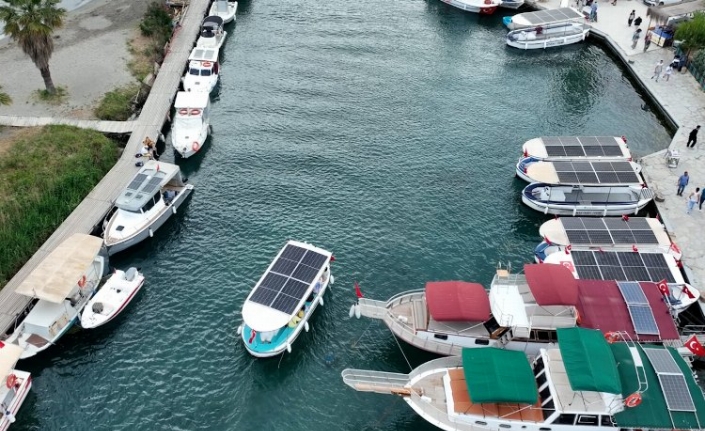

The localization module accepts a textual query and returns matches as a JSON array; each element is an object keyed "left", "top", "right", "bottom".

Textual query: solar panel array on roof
[
  {"left": 643, "top": 348, "right": 697, "bottom": 412},
  {"left": 571, "top": 250, "right": 675, "bottom": 283},
  {"left": 542, "top": 136, "right": 624, "bottom": 158},
  {"left": 523, "top": 8, "right": 585, "bottom": 25},
  {"left": 561, "top": 217, "right": 658, "bottom": 246},
  {"left": 249, "top": 244, "right": 329, "bottom": 314},
  {"left": 616, "top": 282, "right": 659, "bottom": 335},
  {"left": 553, "top": 161, "right": 641, "bottom": 185},
  {"left": 127, "top": 173, "right": 148, "bottom": 191}
]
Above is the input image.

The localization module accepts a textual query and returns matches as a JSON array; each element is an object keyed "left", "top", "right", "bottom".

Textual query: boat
[
  {"left": 503, "top": 7, "right": 584, "bottom": 29},
  {"left": 6, "top": 234, "right": 108, "bottom": 359},
  {"left": 196, "top": 16, "right": 227, "bottom": 50},
  {"left": 171, "top": 91, "right": 210, "bottom": 158},
  {"left": 238, "top": 240, "right": 335, "bottom": 357},
  {"left": 516, "top": 158, "right": 643, "bottom": 186},
  {"left": 79, "top": 268, "right": 145, "bottom": 329},
  {"left": 534, "top": 216, "right": 683, "bottom": 262},
  {"left": 350, "top": 264, "right": 682, "bottom": 357},
  {"left": 181, "top": 47, "right": 220, "bottom": 93},
  {"left": 0, "top": 343, "right": 32, "bottom": 429},
  {"left": 342, "top": 327, "right": 705, "bottom": 431},
  {"left": 208, "top": 0, "right": 237, "bottom": 23},
  {"left": 543, "top": 249, "right": 699, "bottom": 313},
  {"left": 506, "top": 22, "right": 590, "bottom": 50},
  {"left": 521, "top": 136, "right": 631, "bottom": 162},
  {"left": 440, "top": 0, "right": 501, "bottom": 15},
  {"left": 499, "top": 0, "right": 524, "bottom": 10},
  {"left": 103, "top": 160, "right": 193, "bottom": 255},
  {"left": 521, "top": 182, "right": 654, "bottom": 216}
]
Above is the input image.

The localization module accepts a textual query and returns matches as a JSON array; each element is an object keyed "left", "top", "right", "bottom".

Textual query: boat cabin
[
  {"left": 114, "top": 161, "right": 186, "bottom": 215},
  {"left": 197, "top": 16, "right": 226, "bottom": 49},
  {"left": 504, "top": 7, "right": 584, "bottom": 30},
  {"left": 522, "top": 136, "right": 631, "bottom": 162},
  {"left": 174, "top": 91, "right": 210, "bottom": 123},
  {"left": 186, "top": 47, "right": 219, "bottom": 76}
]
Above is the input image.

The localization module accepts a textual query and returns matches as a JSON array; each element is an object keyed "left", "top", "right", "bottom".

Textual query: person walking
[
  {"left": 686, "top": 125, "right": 701, "bottom": 148},
  {"left": 643, "top": 32, "right": 652, "bottom": 52},
  {"left": 634, "top": 16, "right": 642, "bottom": 27},
  {"left": 628, "top": 10, "right": 635, "bottom": 26},
  {"left": 651, "top": 60, "right": 664, "bottom": 81},
  {"left": 687, "top": 188, "right": 700, "bottom": 214},
  {"left": 590, "top": 1, "right": 598, "bottom": 22},
  {"left": 677, "top": 171, "right": 689, "bottom": 196},
  {"left": 631, "top": 29, "right": 641, "bottom": 49},
  {"left": 663, "top": 64, "right": 673, "bottom": 81}
]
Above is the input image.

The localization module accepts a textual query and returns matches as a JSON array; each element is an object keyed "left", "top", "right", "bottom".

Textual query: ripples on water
[{"left": 16, "top": 0, "right": 672, "bottom": 429}]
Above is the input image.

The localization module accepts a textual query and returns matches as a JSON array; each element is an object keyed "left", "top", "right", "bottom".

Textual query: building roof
[
  {"left": 174, "top": 91, "right": 209, "bottom": 109},
  {"left": 576, "top": 280, "right": 679, "bottom": 341},
  {"left": 462, "top": 348, "right": 538, "bottom": 404},
  {"left": 0, "top": 343, "right": 24, "bottom": 380},
  {"left": 524, "top": 264, "right": 578, "bottom": 306},
  {"left": 556, "top": 328, "right": 622, "bottom": 394},
  {"left": 425, "top": 281, "right": 490, "bottom": 322},
  {"left": 15, "top": 234, "right": 103, "bottom": 303}
]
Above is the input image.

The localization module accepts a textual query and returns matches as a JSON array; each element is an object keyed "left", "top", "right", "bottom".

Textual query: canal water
[{"left": 16, "top": 0, "right": 672, "bottom": 429}]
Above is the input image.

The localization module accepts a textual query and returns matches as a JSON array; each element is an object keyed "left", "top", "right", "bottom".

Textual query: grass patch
[
  {"left": 0, "top": 86, "right": 11, "bottom": 106},
  {"left": 127, "top": 35, "right": 155, "bottom": 81},
  {"left": 33, "top": 86, "right": 68, "bottom": 104},
  {"left": 0, "top": 125, "right": 119, "bottom": 289},
  {"left": 94, "top": 83, "right": 141, "bottom": 121}
]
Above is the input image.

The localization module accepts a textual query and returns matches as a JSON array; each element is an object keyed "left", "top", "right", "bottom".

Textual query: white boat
[
  {"left": 342, "top": 327, "right": 705, "bottom": 431},
  {"left": 543, "top": 249, "right": 700, "bottom": 313},
  {"left": 516, "top": 158, "right": 643, "bottom": 186},
  {"left": 350, "top": 264, "right": 682, "bottom": 357},
  {"left": 503, "top": 7, "right": 584, "bottom": 29},
  {"left": 80, "top": 268, "right": 145, "bottom": 329},
  {"left": 521, "top": 182, "right": 654, "bottom": 216},
  {"left": 181, "top": 47, "right": 220, "bottom": 93},
  {"left": 521, "top": 136, "right": 632, "bottom": 162},
  {"left": 499, "top": 0, "right": 524, "bottom": 9},
  {"left": 196, "top": 16, "right": 227, "bottom": 50},
  {"left": 535, "top": 216, "right": 683, "bottom": 262},
  {"left": 506, "top": 22, "right": 590, "bottom": 50},
  {"left": 6, "top": 234, "right": 107, "bottom": 359},
  {"left": 440, "top": 0, "right": 500, "bottom": 15},
  {"left": 239, "top": 240, "right": 335, "bottom": 358},
  {"left": 171, "top": 91, "right": 211, "bottom": 158},
  {"left": 104, "top": 161, "right": 193, "bottom": 255},
  {"left": 0, "top": 343, "right": 31, "bottom": 430},
  {"left": 208, "top": 0, "right": 237, "bottom": 23}
]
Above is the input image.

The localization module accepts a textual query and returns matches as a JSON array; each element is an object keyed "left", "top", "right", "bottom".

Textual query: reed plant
[{"left": 0, "top": 125, "right": 118, "bottom": 289}]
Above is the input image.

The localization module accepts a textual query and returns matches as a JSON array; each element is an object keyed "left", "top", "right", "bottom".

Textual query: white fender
[
  {"left": 149, "top": 229, "right": 154, "bottom": 238},
  {"left": 349, "top": 304, "right": 355, "bottom": 318},
  {"left": 304, "top": 321, "right": 309, "bottom": 332},
  {"left": 572, "top": 207, "right": 577, "bottom": 217},
  {"left": 172, "top": 206, "right": 177, "bottom": 214},
  {"left": 318, "top": 296, "right": 324, "bottom": 307},
  {"left": 355, "top": 304, "right": 361, "bottom": 319},
  {"left": 236, "top": 324, "right": 243, "bottom": 335},
  {"left": 543, "top": 206, "right": 549, "bottom": 215},
  {"left": 330, "top": 274, "right": 335, "bottom": 285},
  {"left": 286, "top": 343, "right": 292, "bottom": 354}
]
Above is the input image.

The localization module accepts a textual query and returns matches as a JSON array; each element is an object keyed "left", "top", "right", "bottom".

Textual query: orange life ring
[
  {"left": 78, "top": 275, "right": 86, "bottom": 288},
  {"left": 202, "top": 61, "right": 212, "bottom": 67},
  {"left": 192, "top": 142, "right": 200, "bottom": 152},
  {"left": 190, "top": 108, "right": 201, "bottom": 116},
  {"left": 178, "top": 108, "right": 188, "bottom": 115},
  {"left": 625, "top": 392, "right": 642, "bottom": 408},
  {"left": 6, "top": 374, "right": 17, "bottom": 389},
  {"left": 605, "top": 331, "right": 619, "bottom": 344}
]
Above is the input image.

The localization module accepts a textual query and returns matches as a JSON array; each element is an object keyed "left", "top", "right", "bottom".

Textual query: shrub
[
  {"left": 94, "top": 84, "right": 140, "bottom": 121},
  {"left": 139, "top": 2, "right": 173, "bottom": 48}
]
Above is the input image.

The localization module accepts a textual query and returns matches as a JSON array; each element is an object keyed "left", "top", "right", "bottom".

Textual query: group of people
[
  {"left": 628, "top": 11, "right": 646, "bottom": 50},
  {"left": 676, "top": 126, "right": 704, "bottom": 214}
]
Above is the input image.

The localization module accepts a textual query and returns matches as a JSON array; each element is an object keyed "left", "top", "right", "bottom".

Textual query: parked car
[{"left": 643, "top": 0, "right": 683, "bottom": 6}]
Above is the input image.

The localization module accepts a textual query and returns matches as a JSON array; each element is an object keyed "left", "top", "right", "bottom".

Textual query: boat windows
[
  {"left": 531, "top": 329, "right": 557, "bottom": 342},
  {"left": 576, "top": 415, "right": 598, "bottom": 426},
  {"left": 189, "top": 68, "right": 199, "bottom": 76},
  {"left": 600, "top": 416, "right": 616, "bottom": 427},
  {"left": 474, "top": 338, "right": 490, "bottom": 345},
  {"left": 200, "top": 69, "right": 212, "bottom": 76},
  {"left": 141, "top": 193, "right": 161, "bottom": 213},
  {"left": 553, "top": 414, "right": 576, "bottom": 425}
]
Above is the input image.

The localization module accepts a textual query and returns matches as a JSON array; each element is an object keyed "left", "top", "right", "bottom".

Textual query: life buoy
[
  {"left": 178, "top": 108, "right": 188, "bottom": 115},
  {"left": 248, "top": 329, "right": 257, "bottom": 344},
  {"left": 605, "top": 331, "right": 619, "bottom": 344},
  {"left": 190, "top": 108, "right": 201, "bottom": 116},
  {"left": 202, "top": 61, "right": 212, "bottom": 67},
  {"left": 6, "top": 374, "right": 17, "bottom": 389},
  {"left": 78, "top": 275, "right": 86, "bottom": 288},
  {"left": 192, "top": 141, "right": 200, "bottom": 152},
  {"left": 625, "top": 392, "right": 642, "bottom": 408}
]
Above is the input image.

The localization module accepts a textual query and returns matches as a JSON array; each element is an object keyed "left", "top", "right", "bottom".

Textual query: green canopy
[
  {"left": 461, "top": 348, "right": 537, "bottom": 404},
  {"left": 556, "top": 327, "right": 622, "bottom": 394}
]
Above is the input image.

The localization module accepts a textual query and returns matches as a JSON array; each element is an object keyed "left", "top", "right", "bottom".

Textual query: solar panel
[
  {"left": 551, "top": 160, "right": 640, "bottom": 185},
  {"left": 127, "top": 173, "right": 148, "bottom": 191},
  {"left": 628, "top": 305, "right": 660, "bottom": 335},
  {"left": 658, "top": 374, "right": 697, "bottom": 411},
  {"left": 617, "top": 281, "right": 648, "bottom": 304},
  {"left": 142, "top": 176, "right": 163, "bottom": 195},
  {"left": 643, "top": 348, "right": 682, "bottom": 374},
  {"left": 539, "top": 136, "right": 624, "bottom": 160},
  {"left": 570, "top": 250, "right": 676, "bottom": 283}
]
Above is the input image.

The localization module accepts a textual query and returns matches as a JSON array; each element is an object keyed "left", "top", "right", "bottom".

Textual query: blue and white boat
[
  {"left": 522, "top": 182, "right": 654, "bottom": 216},
  {"left": 239, "top": 240, "right": 334, "bottom": 358}
]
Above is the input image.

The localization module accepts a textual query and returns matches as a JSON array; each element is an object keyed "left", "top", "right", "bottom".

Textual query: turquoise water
[{"left": 15, "top": 0, "right": 672, "bottom": 429}]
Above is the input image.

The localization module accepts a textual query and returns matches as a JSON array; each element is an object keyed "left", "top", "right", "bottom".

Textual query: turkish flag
[
  {"left": 685, "top": 335, "right": 705, "bottom": 357},
  {"left": 656, "top": 279, "right": 670, "bottom": 296},
  {"left": 682, "top": 284, "right": 696, "bottom": 299},
  {"left": 330, "top": 255, "right": 336, "bottom": 262},
  {"left": 354, "top": 281, "right": 364, "bottom": 299}
]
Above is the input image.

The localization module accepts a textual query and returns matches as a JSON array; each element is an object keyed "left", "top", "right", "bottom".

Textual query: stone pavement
[{"left": 529, "top": 0, "right": 705, "bottom": 289}]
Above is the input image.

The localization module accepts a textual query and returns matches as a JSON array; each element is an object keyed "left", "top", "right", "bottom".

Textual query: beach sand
[{"left": 0, "top": 0, "right": 149, "bottom": 118}]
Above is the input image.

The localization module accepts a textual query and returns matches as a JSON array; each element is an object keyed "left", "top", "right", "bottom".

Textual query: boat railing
[
  {"left": 680, "top": 325, "right": 705, "bottom": 335},
  {"left": 408, "top": 356, "right": 463, "bottom": 380},
  {"left": 387, "top": 289, "right": 425, "bottom": 305},
  {"left": 385, "top": 314, "right": 464, "bottom": 356},
  {"left": 341, "top": 368, "right": 410, "bottom": 395},
  {"left": 407, "top": 390, "right": 481, "bottom": 431}
]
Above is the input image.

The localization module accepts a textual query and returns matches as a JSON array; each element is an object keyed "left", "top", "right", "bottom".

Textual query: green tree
[
  {"left": 0, "top": 86, "right": 11, "bottom": 105},
  {"left": 0, "top": 0, "right": 66, "bottom": 95},
  {"left": 140, "top": 1, "right": 173, "bottom": 57},
  {"left": 675, "top": 12, "right": 705, "bottom": 57}
]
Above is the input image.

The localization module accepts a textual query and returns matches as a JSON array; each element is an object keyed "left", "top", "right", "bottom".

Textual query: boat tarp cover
[
  {"left": 523, "top": 263, "right": 578, "bottom": 306},
  {"left": 575, "top": 280, "right": 679, "bottom": 341},
  {"left": 0, "top": 343, "right": 24, "bottom": 380},
  {"left": 556, "top": 327, "right": 621, "bottom": 394},
  {"left": 612, "top": 343, "right": 705, "bottom": 429},
  {"left": 461, "top": 348, "right": 538, "bottom": 404},
  {"left": 15, "top": 234, "right": 103, "bottom": 303},
  {"left": 425, "top": 281, "right": 490, "bottom": 322}
]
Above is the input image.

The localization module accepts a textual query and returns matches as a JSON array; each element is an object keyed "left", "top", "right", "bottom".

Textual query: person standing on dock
[
  {"left": 643, "top": 32, "right": 652, "bottom": 52},
  {"left": 687, "top": 125, "right": 700, "bottom": 148},
  {"left": 687, "top": 188, "right": 700, "bottom": 214},
  {"left": 651, "top": 60, "right": 664, "bottom": 82},
  {"left": 699, "top": 188, "right": 705, "bottom": 210},
  {"left": 677, "top": 171, "right": 689, "bottom": 196},
  {"left": 631, "top": 29, "right": 642, "bottom": 49},
  {"left": 628, "top": 10, "right": 635, "bottom": 26},
  {"left": 634, "top": 16, "right": 642, "bottom": 27}
]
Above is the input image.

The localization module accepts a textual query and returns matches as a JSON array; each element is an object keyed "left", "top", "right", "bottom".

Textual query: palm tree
[{"left": 0, "top": 0, "right": 65, "bottom": 95}]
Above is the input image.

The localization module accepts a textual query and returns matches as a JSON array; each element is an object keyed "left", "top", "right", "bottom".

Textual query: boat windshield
[
  {"left": 200, "top": 69, "right": 212, "bottom": 76},
  {"left": 175, "top": 116, "right": 202, "bottom": 128},
  {"left": 189, "top": 68, "right": 199, "bottom": 76}
]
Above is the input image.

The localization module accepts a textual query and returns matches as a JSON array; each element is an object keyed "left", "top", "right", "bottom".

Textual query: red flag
[
  {"left": 622, "top": 215, "right": 629, "bottom": 221},
  {"left": 564, "top": 244, "right": 572, "bottom": 255},
  {"left": 656, "top": 279, "right": 669, "bottom": 296},
  {"left": 156, "top": 163, "right": 160, "bottom": 172},
  {"left": 685, "top": 335, "right": 705, "bottom": 357},
  {"left": 0, "top": 341, "right": 4, "bottom": 348},
  {"left": 330, "top": 255, "right": 336, "bottom": 262},
  {"left": 682, "top": 284, "right": 696, "bottom": 299},
  {"left": 354, "top": 281, "right": 364, "bottom": 298},
  {"left": 632, "top": 245, "right": 638, "bottom": 252}
]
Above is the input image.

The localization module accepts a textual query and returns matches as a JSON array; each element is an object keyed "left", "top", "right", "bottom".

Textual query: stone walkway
[{"left": 529, "top": 0, "right": 705, "bottom": 290}]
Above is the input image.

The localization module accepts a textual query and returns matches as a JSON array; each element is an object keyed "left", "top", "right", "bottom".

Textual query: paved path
[
  {"left": 0, "top": 0, "right": 210, "bottom": 336},
  {"left": 529, "top": 0, "right": 705, "bottom": 291},
  {"left": 0, "top": 116, "right": 137, "bottom": 133}
]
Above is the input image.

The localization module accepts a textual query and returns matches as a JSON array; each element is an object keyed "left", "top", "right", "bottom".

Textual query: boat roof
[
  {"left": 524, "top": 264, "right": 578, "bottom": 306},
  {"left": 188, "top": 47, "right": 219, "bottom": 62},
  {"left": 115, "top": 161, "right": 182, "bottom": 212},
  {"left": 0, "top": 343, "right": 24, "bottom": 379},
  {"left": 214, "top": 0, "right": 229, "bottom": 13},
  {"left": 524, "top": 160, "right": 643, "bottom": 185},
  {"left": 425, "top": 282, "right": 490, "bottom": 322},
  {"left": 461, "top": 348, "right": 538, "bottom": 404},
  {"left": 512, "top": 7, "right": 584, "bottom": 26},
  {"left": 557, "top": 328, "right": 622, "bottom": 393},
  {"left": 15, "top": 234, "right": 103, "bottom": 303},
  {"left": 174, "top": 91, "right": 209, "bottom": 109},
  {"left": 242, "top": 240, "right": 332, "bottom": 332},
  {"left": 202, "top": 15, "right": 224, "bottom": 27},
  {"left": 523, "top": 136, "right": 630, "bottom": 160},
  {"left": 539, "top": 217, "right": 671, "bottom": 248}
]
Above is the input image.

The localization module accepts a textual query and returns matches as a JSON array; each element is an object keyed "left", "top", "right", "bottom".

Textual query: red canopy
[
  {"left": 524, "top": 264, "right": 578, "bottom": 306},
  {"left": 576, "top": 280, "right": 679, "bottom": 341},
  {"left": 425, "top": 281, "right": 490, "bottom": 322}
]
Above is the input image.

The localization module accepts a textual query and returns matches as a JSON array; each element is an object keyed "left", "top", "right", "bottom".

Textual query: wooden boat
[
  {"left": 80, "top": 268, "right": 145, "bottom": 329},
  {"left": 521, "top": 182, "right": 653, "bottom": 216}
]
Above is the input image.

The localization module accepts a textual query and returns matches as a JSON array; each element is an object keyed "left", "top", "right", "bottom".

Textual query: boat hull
[
  {"left": 441, "top": 0, "right": 498, "bottom": 14},
  {"left": 171, "top": 124, "right": 210, "bottom": 158},
  {"left": 0, "top": 371, "right": 31, "bottom": 431},
  {"left": 521, "top": 183, "right": 653, "bottom": 217},
  {"left": 80, "top": 270, "right": 145, "bottom": 329}
]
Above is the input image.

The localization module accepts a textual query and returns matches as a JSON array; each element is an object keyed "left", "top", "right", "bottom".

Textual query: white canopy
[
  {"left": 0, "top": 343, "right": 24, "bottom": 379},
  {"left": 15, "top": 234, "right": 104, "bottom": 303}
]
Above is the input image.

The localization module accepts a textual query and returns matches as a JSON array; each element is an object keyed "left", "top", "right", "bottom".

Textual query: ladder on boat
[{"left": 341, "top": 368, "right": 411, "bottom": 396}]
